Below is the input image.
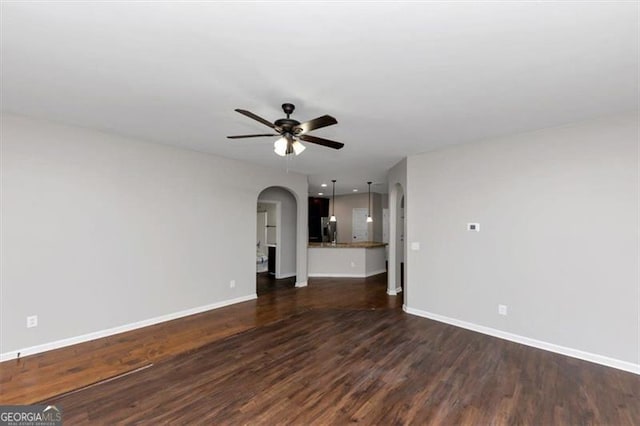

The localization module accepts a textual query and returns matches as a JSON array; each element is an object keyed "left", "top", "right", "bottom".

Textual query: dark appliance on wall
[
  {"left": 321, "top": 217, "right": 337, "bottom": 243},
  {"left": 308, "top": 197, "right": 329, "bottom": 242}
]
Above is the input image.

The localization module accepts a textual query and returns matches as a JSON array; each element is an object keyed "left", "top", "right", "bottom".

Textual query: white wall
[
  {"left": 405, "top": 112, "right": 639, "bottom": 370},
  {"left": 330, "top": 193, "right": 383, "bottom": 243},
  {"left": 258, "top": 187, "right": 297, "bottom": 278},
  {"left": 0, "top": 113, "right": 308, "bottom": 357}
]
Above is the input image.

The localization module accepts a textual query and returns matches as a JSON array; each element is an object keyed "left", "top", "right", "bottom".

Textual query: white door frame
[
  {"left": 387, "top": 183, "right": 404, "bottom": 296},
  {"left": 258, "top": 199, "right": 282, "bottom": 278}
]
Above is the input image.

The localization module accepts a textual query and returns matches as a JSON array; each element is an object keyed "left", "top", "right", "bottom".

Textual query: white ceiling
[{"left": 1, "top": 2, "right": 637, "bottom": 195}]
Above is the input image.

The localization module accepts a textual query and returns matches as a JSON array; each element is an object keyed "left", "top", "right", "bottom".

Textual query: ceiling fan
[{"left": 227, "top": 103, "right": 344, "bottom": 156}]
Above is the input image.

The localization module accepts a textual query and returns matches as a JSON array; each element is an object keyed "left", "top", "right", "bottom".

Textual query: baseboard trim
[
  {"left": 0, "top": 294, "right": 258, "bottom": 363},
  {"left": 295, "top": 281, "right": 308, "bottom": 288},
  {"left": 309, "top": 273, "right": 366, "bottom": 278},
  {"left": 276, "top": 272, "right": 296, "bottom": 279},
  {"left": 308, "top": 270, "right": 387, "bottom": 279},
  {"left": 403, "top": 305, "right": 639, "bottom": 375},
  {"left": 387, "top": 286, "right": 402, "bottom": 296}
]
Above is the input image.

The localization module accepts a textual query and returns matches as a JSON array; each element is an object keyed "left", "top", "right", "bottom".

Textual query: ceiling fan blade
[
  {"left": 227, "top": 134, "right": 278, "bottom": 139},
  {"left": 235, "top": 109, "right": 276, "bottom": 129},
  {"left": 298, "top": 134, "right": 344, "bottom": 150},
  {"left": 294, "top": 115, "right": 338, "bottom": 134}
]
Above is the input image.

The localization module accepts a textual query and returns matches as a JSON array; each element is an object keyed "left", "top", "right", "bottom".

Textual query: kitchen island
[{"left": 308, "top": 242, "right": 387, "bottom": 278}]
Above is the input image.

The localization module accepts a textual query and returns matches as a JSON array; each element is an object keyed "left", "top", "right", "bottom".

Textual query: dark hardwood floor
[
  {"left": 0, "top": 273, "right": 399, "bottom": 405},
  {"left": 2, "top": 273, "right": 639, "bottom": 424},
  {"left": 256, "top": 271, "right": 295, "bottom": 296}
]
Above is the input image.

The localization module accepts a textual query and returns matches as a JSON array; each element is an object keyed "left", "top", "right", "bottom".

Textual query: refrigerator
[{"left": 321, "top": 217, "right": 337, "bottom": 243}]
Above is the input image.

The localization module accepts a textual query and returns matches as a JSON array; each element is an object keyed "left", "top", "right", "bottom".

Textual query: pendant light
[
  {"left": 366, "top": 181, "right": 373, "bottom": 223},
  {"left": 329, "top": 179, "right": 337, "bottom": 222}
]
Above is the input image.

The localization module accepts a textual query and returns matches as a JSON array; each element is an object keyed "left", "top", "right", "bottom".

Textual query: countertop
[{"left": 308, "top": 242, "right": 387, "bottom": 249}]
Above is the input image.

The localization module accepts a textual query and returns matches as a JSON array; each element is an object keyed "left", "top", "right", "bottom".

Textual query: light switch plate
[
  {"left": 27, "top": 315, "right": 38, "bottom": 328},
  {"left": 410, "top": 242, "right": 420, "bottom": 251},
  {"left": 498, "top": 304, "right": 508, "bottom": 316}
]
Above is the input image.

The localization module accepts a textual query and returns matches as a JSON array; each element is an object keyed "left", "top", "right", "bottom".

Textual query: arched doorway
[
  {"left": 256, "top": 186, "right": 298, "bottom": 295},
  {"left": 387, "top": 183, "right": 405, "bottom": 302}
]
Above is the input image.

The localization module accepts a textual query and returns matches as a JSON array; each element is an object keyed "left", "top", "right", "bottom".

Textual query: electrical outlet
[
  {"left": 468, "top": 223, "right": 480, "bottom": 232},
  {"left": 350, "top": 261, "right": 355, "bottom": 268},
  {"left": 498, "top": 304, "right": 508, "bottom": 316},
  {"left": 27, "top": 315, "right": 38, "bottom": 328},
  {"left": 229, "top": 280, "right": 236, "bottom": 289}
]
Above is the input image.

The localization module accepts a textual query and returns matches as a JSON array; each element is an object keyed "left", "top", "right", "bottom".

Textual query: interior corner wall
[
  {"left": 258, "top": 187, "right": 297, "bottom": 277},
  {"left": 405, "top": 112, "right": 639, "bottom": 367},
  {"left": 0, "top": 113, "right": 308, "bottom": 356}
]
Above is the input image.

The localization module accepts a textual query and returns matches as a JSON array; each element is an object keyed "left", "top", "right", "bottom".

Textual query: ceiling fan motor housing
[
  {"left": 281, "top": 103, "right": 295, "bottom": 117},
  {"left": 279, "top": 103, "right": 298, "bottom": 130},
  {"left": 274, "top": 118, "right": 301, "bottom": 133}
]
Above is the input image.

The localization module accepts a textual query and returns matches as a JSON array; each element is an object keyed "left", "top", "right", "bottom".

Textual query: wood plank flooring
[
  {"left": 0, "top": 273, "right": 398, "bottom": 404},
  {"left": 2, "top": 273, "right": 640, "bottom": 424}
]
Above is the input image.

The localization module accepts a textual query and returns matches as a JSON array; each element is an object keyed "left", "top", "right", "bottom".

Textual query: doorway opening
[{"left": 256, "top": 187, "right": 297, "bottom": 296}]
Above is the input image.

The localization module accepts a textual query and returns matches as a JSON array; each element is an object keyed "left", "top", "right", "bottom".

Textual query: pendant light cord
[
  {"left": 367, "top": 181, "right": 372, "bottom": 217},
  {"left": 329, "top": 179, "right": 337, "bottom": 223},
  {"left": 332, "top": 179, "right": 336, "bottom": 217}
]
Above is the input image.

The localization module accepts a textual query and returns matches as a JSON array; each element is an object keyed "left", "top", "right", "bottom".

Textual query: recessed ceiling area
[{"left": 1, "top": 2, "right": 637, "bottom": 195}]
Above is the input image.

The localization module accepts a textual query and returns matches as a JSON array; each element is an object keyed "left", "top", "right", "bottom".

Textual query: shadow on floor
[{"left": 256, "top": 272, "right": 296, "bottom": 296}]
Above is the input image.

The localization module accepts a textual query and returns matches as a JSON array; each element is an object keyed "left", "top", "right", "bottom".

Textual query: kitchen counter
[
  {"left": 308, "top": 242, "right": 387, "bottom": 249},
  {"left": 308, "top": 242, "right": 387, "bottom": 278}
]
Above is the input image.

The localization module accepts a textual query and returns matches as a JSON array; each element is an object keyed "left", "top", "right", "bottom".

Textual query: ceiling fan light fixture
[
  {"left": 292, "top": 140, "right": 306, "bottom": 155},
  {"left": 274, "top": 137, "right": 288, "bottom": 156}
]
